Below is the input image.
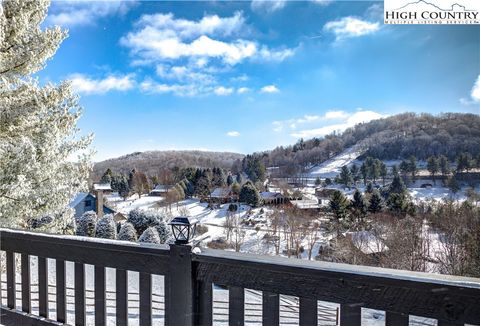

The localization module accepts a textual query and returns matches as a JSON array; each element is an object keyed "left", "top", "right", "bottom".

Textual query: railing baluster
[
  {"left": 95, "top": 266, "right": 106, "bottom": 326},
  {"left": 6, "top": 251, "right": 15, "bottom": 309},
  {"left": 340, "top": 304, "right": 361, "bottom": 326},
  {"left": 262, "top": 291, "right": 279, "bottom": 326},
  {"left": 164, "top": 273, "right": 170, "bottom": 326},
  {"left": 229, "top": 286, "right": 244, "bottom": 326},
  {"left": 116, "top": 269, "right": 128, "bottom": 326},
  {"left": 75, "top": 262, "right": 85, "bottom": 326},
  {"left": 38, "top": 256, "right": 48, "bottom": 318},
  {"left": 299, "top": 297, "right": 317, "bottom": 326},
  {"left": 139, "top": 272, "right": 152, "bottom": 326},
  {"left": 195, "top": 280, "right": 212, "bottom": 326},
  {"left": 21, "top": 253, "right": 30, "bottom": 313},
  {"left": 56, "top": 260, "right": 66, "bottom": 323},
  {"left": 386, "top": 311, "right": 408, "bottom": 325}
]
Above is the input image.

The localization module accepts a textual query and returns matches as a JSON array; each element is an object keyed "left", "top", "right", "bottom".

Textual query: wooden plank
[
  {"left": 0, "top": 229, "right": 169, "bottom": 275},
  {"left": 38, "top": 257, "right": 48, "bottom": 318},
  {"left": 75, "top": 262, "right": 85, "bottom": 326},
  {"left": 116, "top": 269, "right": 128, "bottom": 326},
  {"left": 56, "top": 260, "right": 66, "bottom": 323},
  {"left": 95, "top": 265, "right": 106, "bottom": 326},
  {"left": 6, "top": 251, "right": 15, "bottom": 309},
  {"left": 21, "top": 254, "right": 31, "bottom": 313},
  {"left": 262, "top": 291, "right": 279, "bottom": 326},
  {"left": 139, "top": 272, "right": 152, "bottom": 326},
  {"left": 195, "top": 280, "right": 212, "bottom": 326},
  {"left": 229, "top": 286, "right": 244, "bottom": 326},
  {"left": 386, "top": 311, "right": 409, "bottom": 325},
  {"left": 340, "top": 304, "right": 361, "bottom": 326},
  {"left": 299, "top": 297, "right": 317, "bottom": 326},
  {"left": 0, "top": 306, "right": 63, "bottom": 326},
  {"left": 193, "top": 249, "right": 480, "bottom": 324}
]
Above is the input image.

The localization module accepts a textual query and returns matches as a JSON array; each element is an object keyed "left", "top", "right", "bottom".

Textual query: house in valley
[
  {"left": 209, "top": 187, "right": 235, "bottom": 204},
  {"left": 69, "top": 192, "right": 116, "bottom": 218},
  {"left": 260, "top": 191, "right": 286, "bottom": 205},
  {"left": 149, "top": 185, "right": 173, "bottom": 197}
]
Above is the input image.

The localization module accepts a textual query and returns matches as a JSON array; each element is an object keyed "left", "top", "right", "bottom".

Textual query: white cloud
[
  {"left": 272, "top": 110, "right": 348, "bottom": 132},
  {"left": 324, "top": 110, "right": 349, "bottom": 119},
  {"left": 214, "top": 86, "right": 234, "bottom": 96},
  {"left": 290, "top": 110, "right": 386, "bottom": 138},
  {"left": 47, "top": 1, "right": 136, "bottom": 27},
  {"left": 69, "top": 74, "right": 135, "bottom": 94},
  {"left": 471, "top": 75, "right": 480, "bottom": 102},
  {"left": 121, "top": 12, "right": 295, "bottom": 66},
  {"left": 324, "top": 17, "right": 379, "bottom": 40},
  {"left": 251, "top": 0, "right": 286, "bottom": 13},
  {"left": 139, "top": 79, "right": 200, "bottom": 97},
  {"left": 237, "top": 87, "right": 251, "bottom": 94},
  {"left": 260, "top": 85, "right": 280, "bottom": 93},
  {"left": 226, "top": 131, "right": 241, "bottom": 137}
]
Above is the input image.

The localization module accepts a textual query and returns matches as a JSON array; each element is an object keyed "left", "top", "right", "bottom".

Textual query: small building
[
  {"left": 209, "top": 187, "right": 235, "bottom": 204},
  {"left": 149, "top": 185, "right": 173, "bottom": 197},
  {"left": 289, "top": 199, "right": 321, "bottom": 211},
  {"left": 260, "top": 192, "right": 286, "bottom": 205},
  {"left": 70, "top": 192, "right": 115, "bottom": 218}
]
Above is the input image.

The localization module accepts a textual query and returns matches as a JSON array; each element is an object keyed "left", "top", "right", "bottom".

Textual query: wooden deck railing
[{"left": 0, "top": 228, "right": 479, "bottom": 325}]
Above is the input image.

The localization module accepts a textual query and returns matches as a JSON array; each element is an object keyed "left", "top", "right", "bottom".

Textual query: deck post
[{"left": 168, "top": 244, "right": 194, "bottom": 326}]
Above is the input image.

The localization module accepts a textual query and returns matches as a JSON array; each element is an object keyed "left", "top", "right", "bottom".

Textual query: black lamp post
[{"left": 168, "top": 217, "right": 198, "bottom": 245}]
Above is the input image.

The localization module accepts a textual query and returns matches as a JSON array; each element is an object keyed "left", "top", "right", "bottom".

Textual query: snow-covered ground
[{"left": 308, "top": 145, "right": 364, "bottom": 179}]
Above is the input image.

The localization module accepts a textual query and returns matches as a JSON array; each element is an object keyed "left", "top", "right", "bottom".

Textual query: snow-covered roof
[
  {"left": 345, "top": 231, "right": 388, "bottom": 255},
  {"left": 210, "top": 187, "right": 231, "bottom": 198},
  {"left": 151, "top": 185, "right": 172, "bottom": 192},
  {"left": 260, "top": 192, "right": 283, "bottom": 199},
  {"left": 94, "top": 183, "right": 112, "bottom": 191},
  {"left": 290, "top": 199, "right": 320, "bottom": 209},
  {"left": 69, "top": 192, "right": 90, "bottom": 208}
]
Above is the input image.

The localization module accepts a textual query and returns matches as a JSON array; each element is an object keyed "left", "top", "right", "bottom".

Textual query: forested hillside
[
  {"left": 92, "top": 150, "right": 244, "bottom": 180},
  {"left": 258, "top": 113, "right": 480, "bottom": 173}
]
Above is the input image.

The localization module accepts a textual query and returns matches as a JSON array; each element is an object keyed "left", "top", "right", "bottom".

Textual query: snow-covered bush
[
  {"left": 152, "top": 219, "right": 170, "bottom": 243},
  {"left": 95, "top": 214, "right": 116, "bottom": 239},
  {"left": 28, "top": 215, "right": 54, "bottom": 229},
  {"left": 127, "top": 208, "right": 157, "bottom": 235},
  {"left": 75, "top": 211, "right": 97, "bottom": 237},
  {"left": 117, "top": 222, "right": 137, "bottom": 242},
  {"left": 138, "top": 227, "right": 160, "bottom": 244}
]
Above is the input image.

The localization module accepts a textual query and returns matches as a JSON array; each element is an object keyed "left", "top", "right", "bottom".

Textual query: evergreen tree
[
  {"left": 388, "top": 175, "right": 406, "bottom": 195},
  {"left": 360, "top": 163, "right": 368, "bottom": 185},
  {"left": 239, "top": 182, "right": 261, "bottom": 207},
  {"left": 368, "top": 190, "right": 383, "bottom": 214},
  {"left": 329, "top": 190, "right": 349, "bottom": 220},
  {"left": 387, "top": 193, "right": 409, "bottom": 215},
  {"left": 379, "top": 162, "right": 387, "bottom": 186},
  {"left": 350, "top": 189, "right": 367, "bottom": 221},
  {"left": 366, "top": 182, "right": 374, "bottom": 194},
  {"left": 242, "top": 155, "right": 266, "bottom": 182},
  {"left": 95, "top": 214, "right": 117, "bottom": 239},
  {"left": 139, "top": 227, "right": 161, "bottom": 244},
  {"left": 152, "top": 219, "right": 171, "bottom": 243},
  {"left": 212, "top": 167, "right": 226, "bottom": 187},
  {"left": 370, "top": 159, "right": 381, "bottom": 183},
  {"left": 194, "top": 170, "right": 212, "bottom": 197},
  {"left": 350, "top": 163, "right": 359, "bottom": 183},
  {"left": 439, "top": 155, "right": 450, "bottom": 180},
  {"left": 227, "top": 175, "right": 234, "bottom": 186},
  {"left": 100, "top": 169, "right": 113, "bottom": 184},
  {"left": 456, "top": 152, "right": 472, "bottom": 172},
  {"left": 314, "top": 177, "right": 322, "bottom": 187},
  {"left": 325, "top": 178, "right": 332, "bottom": 186},
  {"left": 75, "top": 211, "right": 97, "bottom": 237},
  {"left": 117, "top": 222, "right": 138, "bottom": 242},
  {"left": 400, "top": 160, "right": 410, "bottom": 177},
  {"left": 339, "top": 165, "right": 352, "bottom": 187},
  {"left": 408, "top": 155, "right": 417, "bottom": 181},
  {"left": 0, "top": 0, "right": 92, "bottom": 229},
  {"left": 427, "top": 156, "right": 439, "bottom": 184},
  {"left": 236, "top": 172, "right": 243, "bottom": 185},
  {"left": 448, "top": 176, "right": 460, "bottom": 195},
  {"left": 391, "top": 165, "right": 399, "bottom": 176}
]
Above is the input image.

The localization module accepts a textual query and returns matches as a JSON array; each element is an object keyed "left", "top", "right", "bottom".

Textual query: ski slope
[{"left": 308, "top": 145, "right": 364, "bottom": 179}]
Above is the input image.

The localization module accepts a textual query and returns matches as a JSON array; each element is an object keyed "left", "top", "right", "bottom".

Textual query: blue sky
[{"left": 40, "top": 0, "right": 479, "bottom": 161}]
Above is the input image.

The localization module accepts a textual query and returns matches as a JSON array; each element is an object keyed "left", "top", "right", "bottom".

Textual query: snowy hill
[{"left": 308, "top": 145, "right": 365, "bottom": 179}]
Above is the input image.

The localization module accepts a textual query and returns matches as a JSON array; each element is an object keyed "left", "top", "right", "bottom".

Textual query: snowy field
[{"left": 308, "top": 145, "right": 364, "bottom": 179}]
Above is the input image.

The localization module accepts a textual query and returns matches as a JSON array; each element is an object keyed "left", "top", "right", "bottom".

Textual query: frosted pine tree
[
  {"left": 138, "top": 227, "right": 161, "bottom": 244},
  {"left": 153, "top": 219, "right": 171, "bottom": 243},
  {"left": 95, "top": 214, "right": 117, "bottom": 239},
  {"left": 117, "top": 222, "right": 138, "bottom": 242},
  {"left": 0, "top": 0, "right": 92, "bottom": 230},
  {"left": 75, "top": 211, "right": 97, "bottom": 237}
]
